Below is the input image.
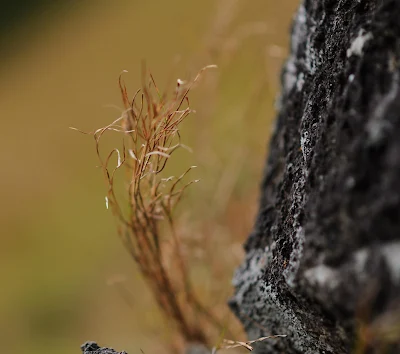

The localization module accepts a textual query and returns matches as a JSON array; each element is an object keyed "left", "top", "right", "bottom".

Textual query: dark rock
[
  {"left": 230, "top": 0, "right": 400, "bottom": 353},
  {"left": 81, "top": 341, "right": 128, "bottom": 354}
]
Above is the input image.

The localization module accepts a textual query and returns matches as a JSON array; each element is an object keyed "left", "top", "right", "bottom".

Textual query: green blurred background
[{"left": 0, "top": 1, "right": 297, "bottom": 353}]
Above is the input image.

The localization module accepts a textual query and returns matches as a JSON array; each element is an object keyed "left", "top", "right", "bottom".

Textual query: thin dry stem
[
  {"left": 73, "top": 66, "right": 222, "bottom": 346},
  {"left": 212, "top": 335, "right": 287, "bottom": 353}
]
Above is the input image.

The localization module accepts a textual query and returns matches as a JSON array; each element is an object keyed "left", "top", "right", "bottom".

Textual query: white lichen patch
[
  {"left": 282, "top": 2, "right": 321, "bottom": 95},
  {"left": 300, "top": 128, "right": 312, "bottom": 177},
  {"left": 282, "top": 3, "right": 309, "bottom": 94},
  {"left": 353, "top": 241, "right": 400, "bottom": 283},
  {"left": 366, "top": 120, "right": 392, "bottom": 144},
  {"left": 304, "top": 28, "right": 320, "bottom": 75},
  {"left": 232, "top": 248, "right": 271, "bottom": 304},
  {"left": 353, "top": 247, "right": 369, "bottom": 274},
  {"left": 291, "top": 5, "right": 307, "bottom": 54},
  {"left": 304, "top": 264, "right": 340, "bottom": 290},
  {"left": 345, "top": 176, "right": 356, "bottom": 189},
  {"left": 281, "top": 162, "right": 307, "bottom": 288},
  {"left": 255, "top": 284, "right": 315, "bottom": 353},
  {"left": 346, "top": 29, "right": 373, "bottom": 58},
  {"left": 367, "top": 69, "right": 399, "bottom": 144},
  {"left": 297, "top": 72, "right": 305, "bottom": 91},
  {"left": 300, "top": 130, "right": 309, "bottom": 163},
  {"left": 382, "top": 241, "right": 400, "bottom": 283},
  {"left": 230, "top": 245, "right": 318, "bottom": 349},
  {"left": 238, "top": 281, "right": 316, "bottom": 353},
  {"left": 283, "top": 57, "right": 298, "bottom": 94},
  {"left": 283, "top": 226, "right": 305, "bottom": 288},
  {"left": 265, "top": 240, "right": 277, "bottom": 254}
]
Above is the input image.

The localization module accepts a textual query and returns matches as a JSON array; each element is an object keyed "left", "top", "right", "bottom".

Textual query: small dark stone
[
  {"left": 81, "top": 342, "right": 100, "bottom": 352},
  {"left": 81, "top": 341, "right": 128, "bottom": 354}
]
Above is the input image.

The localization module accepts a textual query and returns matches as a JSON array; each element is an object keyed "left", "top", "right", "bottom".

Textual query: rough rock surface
[
  {"left": 229, "top": 0, "right": 400, "bottom": 353},
  {"left": 81, "top": 341, "right": 128, "bottom": 354}
]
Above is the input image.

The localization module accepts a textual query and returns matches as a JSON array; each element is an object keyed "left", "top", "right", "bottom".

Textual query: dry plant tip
[
  {"left": 79, "top": 65, "right": 222, "bottom": 347},
  {"left": 212, "top": 335, "right": 287, "bottom": 353}
]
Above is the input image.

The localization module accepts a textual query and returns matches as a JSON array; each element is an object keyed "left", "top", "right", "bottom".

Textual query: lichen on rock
[
  {"left": 81, "top": 341, "right": 128, "bottom": 354},
  {"left": 230, "top": 0, "right": 400, "bottom": 352}
]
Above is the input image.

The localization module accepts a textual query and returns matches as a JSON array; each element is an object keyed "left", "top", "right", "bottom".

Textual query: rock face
[{"left": 229, "top": 0, "right": 400, "bottom": 353}]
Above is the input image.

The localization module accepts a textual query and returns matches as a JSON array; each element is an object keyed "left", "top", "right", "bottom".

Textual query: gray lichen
[{"left": 230, "top": 0, "right": 400, "bottom": 353}]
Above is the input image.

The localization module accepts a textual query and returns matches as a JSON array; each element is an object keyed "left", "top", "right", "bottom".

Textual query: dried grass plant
[
  {"left": 71, "top": 1, "right": 288, "bottom": 351},
  {"left": 72, "top": 65, "right": 226, "bottom": 347}
]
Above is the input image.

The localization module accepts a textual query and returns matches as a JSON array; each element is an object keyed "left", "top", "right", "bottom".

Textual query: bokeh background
[{"left": 0, "top": 1, "right": 298, "bottom": 353}]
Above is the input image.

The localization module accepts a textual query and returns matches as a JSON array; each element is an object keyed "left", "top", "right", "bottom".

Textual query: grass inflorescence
[{"left": 72, "top": 65, "right": 226, "bottom": 347}]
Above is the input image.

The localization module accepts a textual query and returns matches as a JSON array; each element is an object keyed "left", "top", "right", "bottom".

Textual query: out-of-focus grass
[{"left": 0, "top": 1, "right": 297, "bottom": 353}]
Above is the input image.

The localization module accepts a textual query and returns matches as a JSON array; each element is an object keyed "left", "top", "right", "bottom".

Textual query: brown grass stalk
[{"left": 72, "top": 65, "right": 224, "bottom": 346}]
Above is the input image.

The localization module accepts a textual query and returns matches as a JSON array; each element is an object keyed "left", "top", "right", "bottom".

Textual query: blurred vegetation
[
  {"left": 0, "top": 0, "right": 63, "bottom": 33},
  {"left": 0, "top": 0, "right": 79, "bottom": 59},
  {"left": 0, "top": 1, "right": 297, "bottom": 353}
]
